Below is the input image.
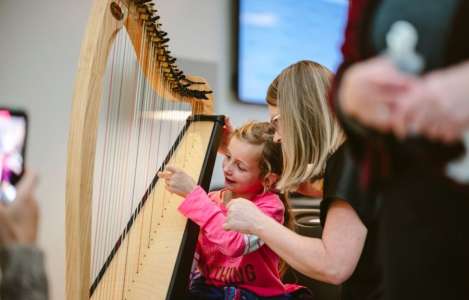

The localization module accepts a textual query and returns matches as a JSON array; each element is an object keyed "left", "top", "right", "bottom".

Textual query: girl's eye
[{"left": 237, "top": 164, "right": 246, "bottom": 172}]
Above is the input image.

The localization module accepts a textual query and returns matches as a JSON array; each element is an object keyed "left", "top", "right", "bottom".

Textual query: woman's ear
[{"left": 264, "top": 173, "right": 280, "bottom": 190}]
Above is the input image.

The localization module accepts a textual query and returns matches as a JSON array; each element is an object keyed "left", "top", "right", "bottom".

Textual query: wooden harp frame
[{"left": 66, "top": 0, "right": 222, "bottom": 299}]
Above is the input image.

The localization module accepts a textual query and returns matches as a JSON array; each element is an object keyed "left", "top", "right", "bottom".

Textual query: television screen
[{"left": 236, "top": 0, "right": 349, "bottom": 104}]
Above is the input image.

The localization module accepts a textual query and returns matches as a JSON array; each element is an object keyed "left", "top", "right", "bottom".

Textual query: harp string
[
  {"left": 98, "top": 24, "right": 125, "bottom": 294},
  {"left": 147, "top": 60, "right": 165, "bottom": 250},
  {"left": 92, "top": 25, "right": 117, "bottom": 283},
  {"left": 108, "top": 22, "right": 127, "bottom": 298},
  {"left": 121, "top": 20, "right": 148, "bottom": 286},
  {"left": 94, "top": 23, "right": 121, "bottom": 298},
  {"left": 90, "top": 6, "right": 198, "bottom": 297},
  {"left": 110, "top": 23, "right": 133, "bottom": 298},
  {"left": 135, "top": 22, "right": 148, "bottom": 277},
  {"left": 147, "top": 37, "right": 165, "bottom": 259},
  {"left": 146, "top": 33, "right": 164, "bottom": 250},
  {"left": 136, "top": 22, "right": 154, "bottom": 275},
  {"left": 106, "top": 26, "right": 121, "bottom": 298},
  {"left": 118, "top": 24, "right": 142, "bottom": 297}
]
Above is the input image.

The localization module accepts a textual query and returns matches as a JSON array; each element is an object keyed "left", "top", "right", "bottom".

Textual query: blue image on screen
[{"left": 237, "top": 0, "right": 349, "bottom": 104}]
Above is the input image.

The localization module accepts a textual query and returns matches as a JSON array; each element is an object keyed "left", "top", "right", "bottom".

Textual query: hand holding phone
[
  {"left": 0, "top": 109, "right": 27, "bottom": 203},
  {"left": 0, "top": 170, "right": 39, "bottom": 245}
]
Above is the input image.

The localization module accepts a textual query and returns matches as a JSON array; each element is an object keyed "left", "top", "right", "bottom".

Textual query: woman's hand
[
  {"left": 392, "top": 62, "right": 469, "bottom": 142},
  {"left": 339, "top": 56, "right": 414, "bottom": 132},
  {"left": 218, "top": 117, "right": 233, "bottom": 154},
  {"left": 0, "top": 170, "right": 39, "bottom": 246},
  {"left": 223, "top": 198, "right": 267, "bottom": 235},
  {"left": 158, "top": 166, "right": 196, "bottom": 198}
]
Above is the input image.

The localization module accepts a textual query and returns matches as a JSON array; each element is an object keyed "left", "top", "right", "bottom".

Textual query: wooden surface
[{"left": 66, "top": 0, "right": 127, "bottom": 299}]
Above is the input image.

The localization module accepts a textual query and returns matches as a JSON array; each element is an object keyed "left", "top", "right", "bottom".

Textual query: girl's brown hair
[{"left": 266, "top": 60, "right": 345, "bottom": 192}]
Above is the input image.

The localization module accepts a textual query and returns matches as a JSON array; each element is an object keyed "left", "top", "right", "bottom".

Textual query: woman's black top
[{"left": 320, "top": 143, "right": 383, "bottom": 300}]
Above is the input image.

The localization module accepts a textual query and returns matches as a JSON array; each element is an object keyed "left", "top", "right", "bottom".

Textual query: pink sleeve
[
  {"left": 255, "top": 193, "right": 285, "bottom": 225},
  {"left": 178, "top": 187, "right": 283, "bottom": 257},
  {"left": 178, "top": 186, "right": 246, "bottom": 257}
]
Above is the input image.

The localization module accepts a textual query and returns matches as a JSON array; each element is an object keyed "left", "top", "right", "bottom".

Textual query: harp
[{"left": 65, "top": 0, "right": 223, "bottom": 299}]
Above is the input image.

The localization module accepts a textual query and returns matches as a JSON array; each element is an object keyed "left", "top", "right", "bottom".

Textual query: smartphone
[{"left": 0, "top": 108, "right": 28, "bottom": 203}]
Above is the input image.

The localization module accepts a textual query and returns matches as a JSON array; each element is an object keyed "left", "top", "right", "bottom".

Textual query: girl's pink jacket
[{"left": 178, "top": 186, "right": 301, "bottom": 297}]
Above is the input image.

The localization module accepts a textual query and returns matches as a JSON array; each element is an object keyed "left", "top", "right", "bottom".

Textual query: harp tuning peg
[
  {"left": 158, "top": 31, "right": 168, "bottom": 37},
  {"left": 149, "top": 15, "right": 160, "bottom": 22},
  {"left": 134, "top": 0, "right": 152, "bottom": 5}
]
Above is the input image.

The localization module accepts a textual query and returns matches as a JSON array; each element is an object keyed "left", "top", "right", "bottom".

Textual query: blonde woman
[{"left": 224, "top": 61, "right": 382, "bottom": 300}]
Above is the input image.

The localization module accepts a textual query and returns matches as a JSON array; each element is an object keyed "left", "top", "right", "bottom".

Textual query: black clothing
[
  {"left": 332, "top": 1, "right": 469, "bottom": 299},
  {"left": 320, "top": 143, "right": 383, "bottom": 300}
]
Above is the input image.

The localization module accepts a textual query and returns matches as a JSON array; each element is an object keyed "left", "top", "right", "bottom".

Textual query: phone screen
[{"left": 0, "top": 109, "right": 27, "bottom": 203}]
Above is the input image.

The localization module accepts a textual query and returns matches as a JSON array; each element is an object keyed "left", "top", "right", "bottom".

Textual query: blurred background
[{"left": 0, "top": 1, "right": 347, "bottom": 298}]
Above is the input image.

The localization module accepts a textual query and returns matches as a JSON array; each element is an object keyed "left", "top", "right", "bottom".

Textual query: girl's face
[
  {"left": 222, "top": 136, "right": 264, "bottom": 199},
  {"left": 268, "top": 104, "right": 282, "bottom": 143}
]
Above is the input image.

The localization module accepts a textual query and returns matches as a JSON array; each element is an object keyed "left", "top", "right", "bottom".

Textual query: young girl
[{"left": 158, "top": 122, "right": 311, "bottom": 300}]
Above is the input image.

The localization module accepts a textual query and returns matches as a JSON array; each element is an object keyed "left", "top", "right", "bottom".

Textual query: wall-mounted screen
[{"left": 236, "top": 0, "right": 349, "bottom": 104}]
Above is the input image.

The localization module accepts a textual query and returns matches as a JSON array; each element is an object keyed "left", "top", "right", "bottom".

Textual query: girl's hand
[
  {"left": 339, "top": 56, "right": 414, "bottom": 132},
  {"left": 158, "top": 166, "right": 196, "bottom": 198},
  {"left": 223, "top": 198, "right": 266, "bottom": 235},
  {"left": 392, "top": 62, "right": 469, "bottom": 142},
  {"left": 218, "top": 117, "right": 233, "bottom": 154}
]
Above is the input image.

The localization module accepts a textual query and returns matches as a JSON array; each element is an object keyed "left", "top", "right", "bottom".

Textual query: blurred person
[
  {"left": 332, "top": 1, "right": 469, "bottom": 299},
  {"left": 0, "top": 171, "right": 48, "bottom": 300}
]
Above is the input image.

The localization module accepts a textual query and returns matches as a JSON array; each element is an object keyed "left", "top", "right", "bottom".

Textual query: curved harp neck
[{"left": 124, "top": 0, "right": 214, "bottom": 114}]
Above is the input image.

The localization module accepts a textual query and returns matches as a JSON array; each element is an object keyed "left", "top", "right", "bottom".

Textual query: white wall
[
  {"left": 0, "top": 0, "right": 268, "bottom": 298},
  {"left": 0, "top": 1, "right": 93, "bottom": 299}
]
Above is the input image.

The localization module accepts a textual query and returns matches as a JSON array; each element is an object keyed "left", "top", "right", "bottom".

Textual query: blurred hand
[
  {"left": 0, "top": 171, "right": 39, "bottom": 246},
  {"left": 218, "top": 117, "right": 233, "bottom": 154},
  {"left": 158, "top": 166, "right": 196, "bottom": 197},
  {"left": 223, "top": 198, "right": 266, "bottom": 235},
  {"left": 392, "top": 62, "right": 469, "bottom": 142},
  {"left": 339, "top": 56, "right": 414, "bottom": 132}
]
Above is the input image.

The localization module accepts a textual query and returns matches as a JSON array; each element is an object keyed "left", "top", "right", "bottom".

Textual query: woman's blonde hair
[{"left": 266, "top": 60, "right": 345, "bottom": 192}]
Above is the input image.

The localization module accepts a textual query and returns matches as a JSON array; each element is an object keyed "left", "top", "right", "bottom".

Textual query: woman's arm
[{"left": 225, "top": 198, "right": 367, "bottom": 284}]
